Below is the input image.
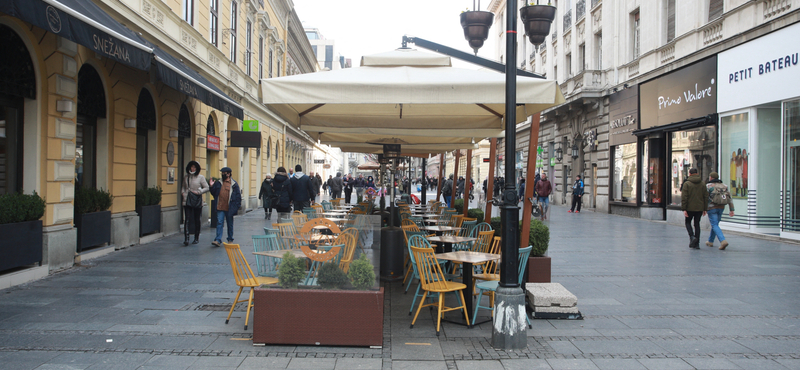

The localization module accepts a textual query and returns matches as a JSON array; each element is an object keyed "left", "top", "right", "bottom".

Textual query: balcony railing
[
  {"left": 563, "top": 9, "right": 572, "bottom": 29},
  {"left": 577, "top": 0, "right": 586, "bottom": 20},
  {"left": 591, "top": 0, "right": 601, "bottom": 8}
]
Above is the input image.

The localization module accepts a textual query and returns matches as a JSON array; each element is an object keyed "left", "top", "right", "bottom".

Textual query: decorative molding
[
  {"left": 52, "top": 203, "right": 74, "bottom": 224},
  {"left": 659, "top": 44, "right": 675, "bottom": 64},
  {"left": 627, "top": 61, "right": 640, "bottom": 78},
  {"left": 54, "top": 161, "right": 74, "bottom": 181},
  {"left": 55, "top": 118, "right": 75, "bottom": 139},
  {"left": 763, "top": 0, "right": 791, "bottom": 18},
  {"left": 61, "top": 140, "right": 75, "bottom": 160},
  {"left": 60, "top": 183, "right": 74, "bottom": 202},
  {"left": 181, "top": 29, "right": 198, "bottom": 50},
  {"left": 208, "top": 50, "right": 220, "bottom": 69},
  {"left": 62, "top": 56, "right": 77, "bottom": 78},
  {"left": 577, "top": 21, "right": 586, "bottom": 44},
  {"left": 141, "top": 0, "right": 164, "bottom": 28},
  {"left": 592, "top": 5, "right": 602, "bottom": 32},
  {"left": 702, "top": 18, "right": 724, "bottom": 45},
  {"left": 55, "top": 75, "right": 77, "bottom": 98}
]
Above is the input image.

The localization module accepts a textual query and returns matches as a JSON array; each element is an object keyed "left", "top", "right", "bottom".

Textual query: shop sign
[
  {"left": 243, "top": 120, "right": 259, "bottom": 132},
  {"left": 207, "top": 135, "right": 220, "bottom": 151},
  {"left": 550, "top": 157, "right": 556, "bottom": 167},
  {"left": 718, "top": 22, "right": 800, "bottom": 112},
  {"left": 641, "top": 57, "right": 717, "bottom": 130},
  {"left": 609, "top": 85, "right": 640, "bottom": 146},
  {"left": 229, "top": 131, "right": 262, "bottom": 148},
  {"left": 314, "top": 159, "right": 325, "bottom": 164},
  {"left": 323, "top": 164, "right": 331, "bottom": 169}
]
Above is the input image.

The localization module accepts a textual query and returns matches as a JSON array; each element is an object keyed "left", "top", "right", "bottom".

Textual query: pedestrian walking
[
  {"left": 518, "top": 178, "right": 525, "bottom": 202},
  {"left": 181, "top": 160, "right": 209, "bottom": 246},
  {"left": 568, "top": 175, "right": 584, "bottom": 213},
  {"left": 442, "top": 174, "right": 453, "bottom": 207},
  {"left": 535, "top": 173, "right": 552, "bottom": 220},
  {"left": 355, "top": 174, "right": 366, "bottom": 201},
  {"left": 209, "top": 167, "right": 241, "bottom": 247},
  {"left": 344, "top": 174, "right": 354, "bottom": 203},
  {"left": 329, "top": 172, "right": 344, "bottom": 199},
  {"left": 258, "top": 174, "right": 273, "bottom": 220},
  {"left": 706, "top": 172, "right": 735, "bottom": 250},
  {"left": 271, "top": 167, "right": 293, "bottom": 213},
  {"left": 681, "top": 168, "right": 709, "bottom": 249},
  {"left": 314, "top": 173, "right": 323, "bottom": 199},
  {"left": 323, "top": 175, "right": 331, "bottom": 195},
  {"left": 290, "top": 165, "right": 315, "bottom": 212}
]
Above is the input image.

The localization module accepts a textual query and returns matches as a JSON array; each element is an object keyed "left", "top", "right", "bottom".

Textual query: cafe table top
[
  {"left": 253, "top": 249, "right": 307, "bottom": 259},
  {"left": 420, "top": 226, "right": 462, "bottom": 233},
  {"left": 435, "top": 251, "right": 500, "bottom": 264},
  {"left": 418, "top": 214, "right": 440, "bottom": 218},
  {"left": 426, "top": 235, "right": 477, "bottom": 244}
]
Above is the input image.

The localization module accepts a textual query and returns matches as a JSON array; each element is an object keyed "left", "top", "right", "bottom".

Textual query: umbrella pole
[
  {"left": 421, "top": 158, "right": 427, "bottom": 204},
  {"left": 463, "top": 149, "right": 472, "bottom": 217},
  {"left": 437, "top": 153, "right": 444, "bottom": 203},
  {"left": 452, "top": 151, "right": 460, "bottom": 208}
]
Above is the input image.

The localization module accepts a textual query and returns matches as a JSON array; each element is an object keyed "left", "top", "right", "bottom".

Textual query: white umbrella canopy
[{"left": 261, "top": 48, "right": 564, "bottom": 144}]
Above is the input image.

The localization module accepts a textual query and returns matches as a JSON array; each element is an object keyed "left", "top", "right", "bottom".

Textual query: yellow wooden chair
[
  {"left": 333, "top": 231, "right": 357, "bottom": 273},
  {"left": 291, "top": 213, "right": 308, "bottom": 229},
  {"left": 222, "top": 242, "right": 279, "bottom": 330},
  {"left": 331, "top": 198, "right": 341, "bottom": 207},
  {"left": 401, "top": 219, "right": 418, "bottom": 230},
  {"left": 472, "top": 236, "right": 502, "bottom": 294},
  {"left": 409, "top": 245, "right": 470, "bottom": 336}
]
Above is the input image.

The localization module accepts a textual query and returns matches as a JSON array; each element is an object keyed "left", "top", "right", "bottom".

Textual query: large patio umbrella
[
  {"left": 357, "top": 161, "right": 407, "bottom": 171},
  {"left": 261, "top": 48, "right": 564, "bottom": 145}
]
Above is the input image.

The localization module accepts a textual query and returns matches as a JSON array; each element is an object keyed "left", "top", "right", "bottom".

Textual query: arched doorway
[
  {"left": 75, "top": 65, "right": 106, "bottom": 190},
  {"left": 136, "top": 88, "right": 157, "bottom": 190},
  {"left": 206, "top": 114, "right": 219, "bottom": 220},
  {"left": 0, "top": 24, "right": 35, "bottom": 195}
]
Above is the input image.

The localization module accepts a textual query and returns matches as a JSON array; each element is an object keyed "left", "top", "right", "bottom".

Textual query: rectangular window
[
  {"left": 721, "top": 113, "right": 749, "bottom": 219},
  {"left": 209, "top": 0, "right": 218, "bottom": 46},
  {"left": 632, "top": 10, "right": 640, "bottom": 60},
  {"left": 258, "top": 36, "right": 263, "bottom": 80},
  {"left": 554, "top": 66, "right": 558, "bottom": 83},
  {"left": 245, "top": 20, "right": 252, "bottom": 76},
  {"left": 268, "top": 49, "right": 273, "bottom": 78},
  {"left": 182, "top": 0, "right": 194, "bottom": 25},
  {"left": 277, "top": 60, "right": 281, "bottom": 77},
  {"left": 708, "top": 0, "right": 724, "bottom": 22},
  {"left": 566, "top": 54, "right": 572, "bottom": 77},
  {"left": 666, "top": 0, "right": 676, "bottom": 43},
  {"left": 612, "top": 143, "right": 637, "bottom": 203},
  {"left": 325, "top": 45, "right": 333, "bottom": 69},
  {"left": 595, "top": 33, "right": 602, "bottom": 70},
  {"left": 230, "top": 1, "right": 237, "bottom": 63},
  {"left": 578, "top": 44, "right": 585, "bottom": 73},
  {"left": 312, "top": 45, "right": 317, "bottom": 57},
  {"left": 668, "top": 126, "right": 717, "bottom": 207}
]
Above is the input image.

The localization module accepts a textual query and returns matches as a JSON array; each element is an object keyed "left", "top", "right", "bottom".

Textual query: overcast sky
[{"left": 292, "top": 0, "right": 497, "bottom": 69}]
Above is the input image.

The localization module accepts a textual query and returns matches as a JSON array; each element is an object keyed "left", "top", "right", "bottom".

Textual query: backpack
[{"left": 709, "top": 184, "right": 728, "bottom": 205}]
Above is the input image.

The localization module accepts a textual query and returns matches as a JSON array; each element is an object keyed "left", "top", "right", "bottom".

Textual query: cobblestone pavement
[{"left": 1, "top": 196, "right": 799, "bottom": 369}]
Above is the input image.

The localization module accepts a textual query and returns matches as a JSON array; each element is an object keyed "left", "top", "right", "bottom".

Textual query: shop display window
[
  {"left": 720, "top": 113, "right": 749, "bottom": 216},
  {"left": 612, "top": 143, "right": 637, "bottom": 203},
  {"left": 783, "top": 100, "right": 800, "bottom": 232},
  {"left": 669, "top": 126, "right": 716, "bottom": 207},
  {"left": 642, "top": 139, "right": 665, "bottom": 205}
]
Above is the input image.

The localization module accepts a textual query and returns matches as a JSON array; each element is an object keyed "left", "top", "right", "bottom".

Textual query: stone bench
[{"left": 526, "top": 283, "right": 582, "bottom": 318}]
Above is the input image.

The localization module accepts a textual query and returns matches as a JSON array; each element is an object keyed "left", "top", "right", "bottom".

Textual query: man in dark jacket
[
  {"left": 442, "top": 174, "right": 453, "bottom": 207},
  {"left": 568, "top": 175, "right": 585, "bottom": 213},
  {"left": 309, "top": 172, "right": 322, "bottom": 202},
  {"left": 329, "top": 172, "right": 343, "bottom": 199},
  {"left": 209, "top": 167, "right": 242, "bottom": 247},
  {"left": 681, "top": 168, "right": 709, "bottom": 249},
  {"left": 535, "top": 173, "right": 553, "bottom": 220},
  {"left": 290, "top": 165, "right": 315, "bottom": 212},
  {"left": 344, "top": 174, "right": 354, "bottom": 203},
  {"left": 258, "top": 174, "right": 273, "bottom": 220}
]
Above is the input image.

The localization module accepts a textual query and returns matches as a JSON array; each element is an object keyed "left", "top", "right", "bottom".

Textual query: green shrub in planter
[
  {"left": 74, "top": 187, "right": 113, "bottom": 215},
  {"left": 317, "top": 262, "right": 349, "bottom": 290},
  {"left": 135, "top": 186, "right": 162, "bottom": 208},
  {"left": 0, "top": 191, "right": 45, "bottom": 224},
  {"left": 453, "top": 198, "right": 465, "bottom": 213},
  {"left": 489, "top": 217, "right": 549, "bottom": 256},
  {"left": 348, "top": 254, "right": 375, "bottom": 290},
  {"left": 468, "top": 208, "right": 484, "bottom": 221},
  {"left": 277, "top": 252, "right": 305, "bottom": 288}
]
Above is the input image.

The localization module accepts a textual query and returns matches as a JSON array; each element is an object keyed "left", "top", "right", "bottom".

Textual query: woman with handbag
[
  {"left": 181, "top": 160, "right": 209, "bottom": 246},
  {"left": 258, "top": 174, "right": 274, "bottom": 220}
]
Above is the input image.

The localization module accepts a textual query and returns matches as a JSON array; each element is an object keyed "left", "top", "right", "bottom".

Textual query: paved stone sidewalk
[{"left": 1, "top": 201, "right": 799, "bottom": 369}]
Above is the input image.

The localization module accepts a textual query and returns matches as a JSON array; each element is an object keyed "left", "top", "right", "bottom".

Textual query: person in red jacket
[{"left": 534, "top": 173, "right": 553, "bottom": 220}]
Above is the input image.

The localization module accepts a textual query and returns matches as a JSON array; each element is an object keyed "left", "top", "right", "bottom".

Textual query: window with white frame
[
  {"left": 182, "top": 0, "right": 194, "bottom": 25},
  {"left": 664, "top": 0, "right": 675, "bottom": 43},
  {"left": 595, "top": 33, "right": 602, "bottom": 70},
  {"left": 566, "top": 53, "right": 572, "bottom": 77},
  {"left": 578, "top": 44, "right": 585, "bottom": 73},
  {"left": 631, "top": 10, "right": 640, "bottom": 60},
  {"left": 230, "top": 1, "right": 238, "bottom": 63},
  {"left": 209, "top": 0, "right": 218, "bottom": 46},
  {"left": 708, "top": 0, "right": 723, "bottom": 22},
  {"left": 268, "top": 49, "right": 273, "bottom": 78},
  {"left": 245, "top": 20, "right": 252, "bottom": 76},
  {"left": 258, "top": 36, "right": 264, "bottom": 80},
  {"left": 277, "top": 60, "right": 281, "bottom": 77}
]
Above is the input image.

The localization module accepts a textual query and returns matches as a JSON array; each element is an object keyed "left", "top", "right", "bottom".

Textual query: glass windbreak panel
[
  {"left": 612, "top": 142, "right": 637, "bottom": 203},
  {"left": 669, "top": 126, "right": 716, "bottom": 206},
  {"left": 263, "top": 213, "right": 381, "bottom": 290},
  {"left": 720, "top": 113, "right": 749, "bottom": 217},
  {"left": 784, "top": 100, "right": 800, "bottom": 232},
  {"left": 756, "top": 108, "right": 780, "bottom": 224}
]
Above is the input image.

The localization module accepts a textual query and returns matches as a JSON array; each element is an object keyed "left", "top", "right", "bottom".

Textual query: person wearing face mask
[
  {"left": 181, "top": 161, "right": 209, "bottom": 246},
  {"left": 209, "top": 167, "right": 242, "bottom": 247}
]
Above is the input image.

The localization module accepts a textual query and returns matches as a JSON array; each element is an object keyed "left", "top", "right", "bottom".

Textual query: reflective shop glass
[
  {"left": 720, "top": 113, "right": 749, "bottom": 217},
  {"left": 783, "top": 100, "right": 800, "bottom": 232},
  {"left": 612, "top": 143, "right": 637, "bottom": 203},
  {"left": 669, "top": 126, "right": 716, "bottom": 207}
]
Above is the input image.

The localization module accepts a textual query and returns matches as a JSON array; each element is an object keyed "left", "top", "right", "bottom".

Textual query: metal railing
[
  {"left": 577, "top": 0, "right": 586, "bottom": 20},
  {"left": 563, "top": 9, "right": 572, "bottom": 30},
  {"left": 591, "top": 0, "right": 602, "bottom": 8}
]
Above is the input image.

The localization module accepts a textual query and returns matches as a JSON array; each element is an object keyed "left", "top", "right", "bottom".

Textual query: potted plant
[
  {"left": 467, "top": 208, "right": 485, "bottom": 222},
  {"left": 490, "top": 217, "right": 551, "bottom": 282},
  {"left": 136, "top": 186, "right": 162, "bottom": 236},
  {"left": 253, "top": 254, "right": 383, "bottom": 346},
  {"left": 520, "top": 1, "right": 557, "bottom": 45},
  {"left": 0, "top": 191, "right": 45, "bottom": 272},
  {"left": 74, "top": 187, "right": 113, "bottom": 252},
  {"left": 460, "top": 8, "right": 494, "bottom": 54}
]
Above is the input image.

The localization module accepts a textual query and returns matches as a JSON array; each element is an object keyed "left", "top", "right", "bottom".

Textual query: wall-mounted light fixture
[
  {"left": 56, "top": 100, "right": 73, "bottom": 113},
  {"left": 124, "top": 119, "right": 136, "bottom": 128},
  {"left": 571, "top": 144, "right": 579, "bottom": 159},
  {"left": 555, "top": 148, "right": 563, "bottom": 162}
]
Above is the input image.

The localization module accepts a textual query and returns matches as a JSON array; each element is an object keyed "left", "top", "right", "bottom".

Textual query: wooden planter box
[
  {"left": 527, "top": 256, "right": 551, "bottom": 283},
  {"left": 0, "top": 220, "right": 43, "bottom": 272},
  {"left": 137, "top": 205, "right": 161, "bottom": 236},
  {"left": 75, "top": 211, "right": 111, "bottom": 252},
  {"left": 253, "top": 287, "right": 384, "bottom": 347}
]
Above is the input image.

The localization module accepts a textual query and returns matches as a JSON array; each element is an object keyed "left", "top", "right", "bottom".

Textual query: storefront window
[
  {"left": 612, "top": 143, "right": 637, "bottom": 203},
  {"left": 669, "top": 126, "right": 716, "bottom": 207},
  {"left": 784, "top": 100, "right": 800, "bottom": 232},
  {"left": 642, "top": 138, "right": 665, "bottom": 205},
  {"left": 720, "top": 113, "right": 748, "bottom": 215}
]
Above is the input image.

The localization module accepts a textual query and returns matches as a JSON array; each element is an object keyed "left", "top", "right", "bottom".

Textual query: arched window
[
  {"left": 206, "top": 114, "right": 216, "bottom": 136},
  {"left": 76, "top": 65, "right": 106, "bottom": 189},
  {"left": 136, "top": 89, "right": 156, "bottom": 190}
]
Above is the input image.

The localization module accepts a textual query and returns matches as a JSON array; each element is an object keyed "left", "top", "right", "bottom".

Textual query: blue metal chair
[
  {"left": 406, "top": 235, "right": 460, "bottom": 315},
  {"left": 471, "top": 222, "right": 492, "bottom": 236},
  {"left": 252, "top": 234, "right": 282, "bottom": 277},
  {"left": 321, "top": 200, "right": 332, "bottom": 211},
  {"left": 471, "top": 246, "right": 533, "bottom": 328}
]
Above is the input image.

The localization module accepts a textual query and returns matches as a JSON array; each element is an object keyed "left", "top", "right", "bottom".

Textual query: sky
[{"left": 292, "top": 0, "right": 498, "bottom": 69}]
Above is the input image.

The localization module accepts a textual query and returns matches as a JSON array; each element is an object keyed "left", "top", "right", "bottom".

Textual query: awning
[
  {"left": 0, "top": 0, "right": 152, "bottom": 70},
  {"left": 153, "top": 47, "right": 244, "bottom": 120},
  {"left": 632, "top": 114, "right": 717, "bottom": 137}
]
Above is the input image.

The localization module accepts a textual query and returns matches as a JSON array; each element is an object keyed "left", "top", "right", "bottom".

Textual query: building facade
[
  {"left": 0, "top": 0, "right": 327, "bottom": 281},
  {"left": 488, "top": 0, "right": 800, "bottom": 238}
]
